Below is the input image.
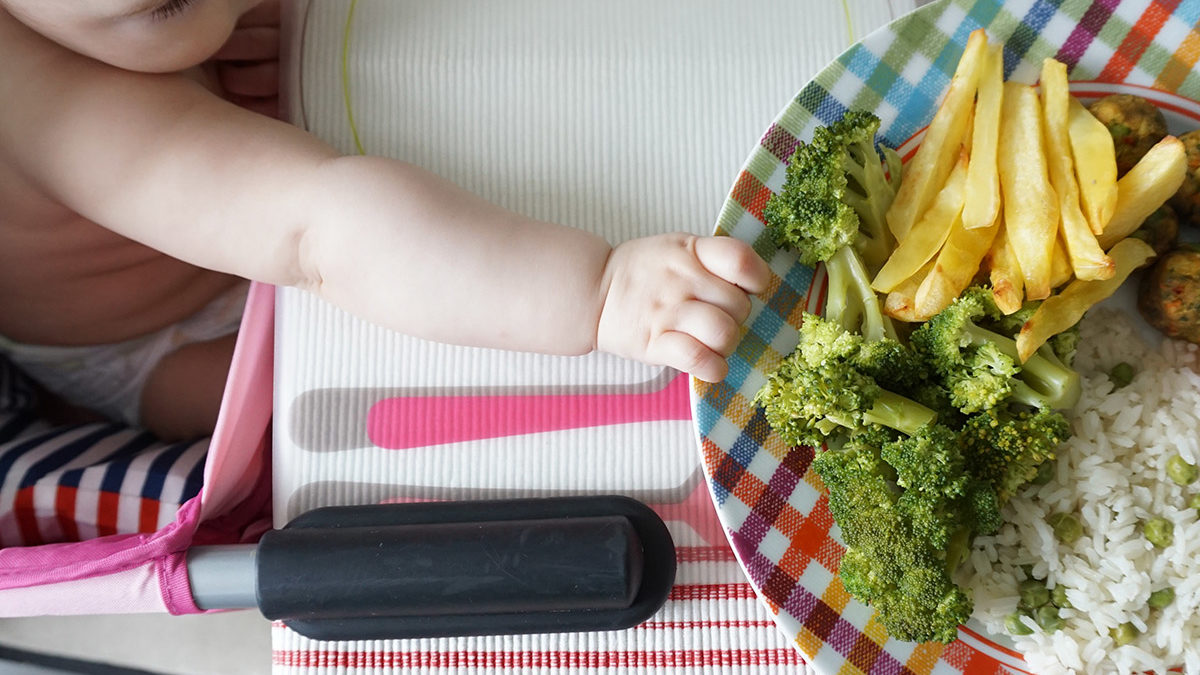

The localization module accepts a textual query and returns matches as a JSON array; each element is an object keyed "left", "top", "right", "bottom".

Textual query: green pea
[
  {"left": 1110, "top": 622, "right": 1139, "bottom": 647},
  {"left": 1144, "top": 517, "right": 1174, "bottom": 548},
  {"left": 1109, "top": 122, "right": 1132, "bottom": 142},
  {"left": 1048, "top": 512, "right": 1083, "bottom": 545},
  {"left": 1166, "top": 455, "right": 1199, "bottom": 486},
  {"left": 1148, "top": 587, "right": 1175, "bottom": 610},
  {"left": 1018, "top": 579, "right": 1051, "bottom": 610},
  {"left": 1051, "top": 585, "right": 1070, "bottom": 609},
  {"left": 1035, "top": 605, "right": 1064, "bottom": 633},
  {"left": 1190, "top": 493, "right": 1200, "bottom": 510},
  {"left": 1109, "top": 362, "right": 1135, "bottom": 389},
  {"left": 1005, "top": 612, "right": 1034, "bottom": 636},
  {"left": 1031, "top": 459, "right": 1056, "bottom": 486}
]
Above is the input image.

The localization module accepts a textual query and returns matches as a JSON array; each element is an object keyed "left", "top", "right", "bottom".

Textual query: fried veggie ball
[
  {"left": 1138, "top": 244, "right": 1200, "bottom": 344},
  {"left": 1170, "top": 129, "right": 1200, "bottom": 222},
  {"left": 1131, "top": 204, "right": 1180, "bottom": 256},
  {"left": 1088, "top": 94, "right": 1168, "bottom": 176}
]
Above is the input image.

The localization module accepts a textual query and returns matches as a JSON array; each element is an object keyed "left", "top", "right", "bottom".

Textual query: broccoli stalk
[
  {"left": 911, "top": 287, "right": 1082, "bottom": 413},
  {"left": 866, "top": 389, "right": 935, "bottom": 437},
  {"left": 831, "top": 110, "right": 900, "bottom": 272},
  {"left": 825, "top": 245, "right": 899, "bottom": 343}
]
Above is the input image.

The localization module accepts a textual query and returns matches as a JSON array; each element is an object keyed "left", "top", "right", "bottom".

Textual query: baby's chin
[{"left": 96, "top": 41, "right": 226, "bottom": 76}]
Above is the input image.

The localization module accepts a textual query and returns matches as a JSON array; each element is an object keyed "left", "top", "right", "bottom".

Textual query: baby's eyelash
[{"left": 150, "top": 0, "right": 198, "bottom": 21}]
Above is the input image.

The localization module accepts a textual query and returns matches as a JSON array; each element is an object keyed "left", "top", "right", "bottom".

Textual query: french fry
[
  {"left": 914, "top": 209, "right": 1001, "bottom": 319},
  {"left": 963, "top": 44, "right": 1004, "bottom": 230},
  {"left": 1068, "top": 95, "right": 1118, "bottom": 235},
  {"left": 884, "top": 259, "right": 936, "bottom": 323},
  {"left": 886, "top": 28, "right": 987, "bottom": 241},
  {"left": 872, "top": 151, "right": 969, "bottom": 293},
  {"left": 917, "top": 212, "right": 1001, "bottom": 318},
  {"left": 1016, "top": 238, "right": 1157, "bottom": 361},
  {"left": 1050, "top": 235, "right": 1074, "bottom": 290},
  {"left": 1040, "top": 59, "right": 1114, "bottom": 281},
  {"left": 1097, "top": 135, "right": 1187, "bottom": 249},
  {"left": 999, "top": 81, "right": 1059, "bottom": 301},
  {"left": 988, "top": 223, "right": 1024, "bottom": 314}
]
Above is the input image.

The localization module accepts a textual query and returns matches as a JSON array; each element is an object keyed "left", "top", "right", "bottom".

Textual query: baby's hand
[{"left": 596, "top": 234, "right": 771, "bottom": 382}]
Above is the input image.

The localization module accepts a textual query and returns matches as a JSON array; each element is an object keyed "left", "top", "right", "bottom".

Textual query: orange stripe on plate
[
  {"left": 1154, "top": 26, "right": 1200, "bottom": 92},
  {"left": 1097, "top": 0, "right": 1179, "bottom": 83}
]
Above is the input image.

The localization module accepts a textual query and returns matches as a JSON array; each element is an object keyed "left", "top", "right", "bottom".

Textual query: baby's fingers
[
  {"left": 651, "top": 301, "right": 742, "bottom": 382},
  {"left": 694, "top": 236, "right": 771, "bottom": 294},
  {"left": 649, "top": 331, "right": 729, "bottom": 383},
  {"left": 675, "top": 300, "right": 741, "bottom": 356}
]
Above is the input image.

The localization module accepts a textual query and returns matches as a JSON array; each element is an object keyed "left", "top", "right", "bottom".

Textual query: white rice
[{"left": 962, "top": 308, "right": 1200, "bottom": 675}]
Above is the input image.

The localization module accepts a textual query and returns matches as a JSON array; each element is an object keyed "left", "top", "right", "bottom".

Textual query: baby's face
[{"left": 2, "top": 0, "right": 261, "bottom": 73}]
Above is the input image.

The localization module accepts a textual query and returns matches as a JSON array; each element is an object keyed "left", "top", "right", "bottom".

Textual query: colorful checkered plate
[{"left": 692, "top": 0, "right": 1200, "bottom": 672}]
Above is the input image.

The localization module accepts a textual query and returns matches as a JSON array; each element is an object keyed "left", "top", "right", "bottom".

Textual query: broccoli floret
[
  {"left": 763, "top": 137, "right": 857, "bottom": 267},
  {"left": 962, "top": 479, "right": 1004, "bottom": 537},
  {"left": 883, "top": 425, "right": 1000, "bottom": 553},
  {"left": 881, "top": 424, "right": 966, "bottom": 498},
  {"left": 911, "top": 287, "right": 1082, "bottom": 413},
  {"left": 762, "top": 111, "right": 902, "bottom": 341},
  {"left": 764, "top": 110, "right": 898, "bottom": 271},
  {"left": 814, "top": 430, "right": 973, "bottom": 643},
  {"left": 960, "top": 407, "right": 1072, "bottom": 504},
  {"left": 865, "top": 561, "right": 974, "bottom": 645},
  {"left": 755, "top": 314, "right": 935, "bottom": 447}
]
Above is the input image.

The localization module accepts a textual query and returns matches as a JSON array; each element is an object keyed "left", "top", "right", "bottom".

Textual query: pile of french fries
[{"left": 872, "top": 29, "right": 1186, "bottom": 361}]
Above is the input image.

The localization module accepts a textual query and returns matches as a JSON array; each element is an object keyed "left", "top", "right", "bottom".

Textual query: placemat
[{"left": 272, "top": 1, "right": 917, "bottom": 672}]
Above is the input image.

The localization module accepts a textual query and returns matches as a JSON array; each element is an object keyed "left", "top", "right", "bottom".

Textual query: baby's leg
[{"left": 139, "top": 333, "right": 238, "bottom": 441}]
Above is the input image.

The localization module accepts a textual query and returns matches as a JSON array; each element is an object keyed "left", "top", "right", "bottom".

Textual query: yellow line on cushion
[{"left": 341, "top": 0, "right": 366, "bottom": 155}]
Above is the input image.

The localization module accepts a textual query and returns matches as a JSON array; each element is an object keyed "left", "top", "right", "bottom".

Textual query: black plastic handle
[{"left": 256, "top": 495, "right": 676, "bottom": 640}]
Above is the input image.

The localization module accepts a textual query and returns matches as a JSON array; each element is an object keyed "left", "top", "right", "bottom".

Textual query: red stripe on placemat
[
  {"left": 667, "top": 583, "right": 758, "bottom": 602},
  {"left": 675, "top": 546, "right": 737, "bottom": 563},
  {"left": 54, "top": 485, "right": 80, "bottom": 542},
  {"left": 1097, "top": 0, "right": 1180, "bottom": 82},
  {"left": 13, "top": 485, "right": 42, "bottom": 545},
  {"left": 637, "top": 620, "right": 777, "bottom": 630},
  {"left": 272, "top": 649, "right": 805, "bottom": 669}
]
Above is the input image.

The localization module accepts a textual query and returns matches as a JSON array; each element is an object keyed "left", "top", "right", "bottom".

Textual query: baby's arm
[{"left": 0, "top": 14, "right": 768, "bottom": 381}]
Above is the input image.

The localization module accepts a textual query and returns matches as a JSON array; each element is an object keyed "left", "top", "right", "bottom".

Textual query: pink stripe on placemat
[{"left": 366, "top": 373, "right": 692, "bottom": 450}]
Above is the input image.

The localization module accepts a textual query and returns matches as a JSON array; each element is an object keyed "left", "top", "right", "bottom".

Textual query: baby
[{"left": 0, "top": 0, "right": 770, "bottom": 441}]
